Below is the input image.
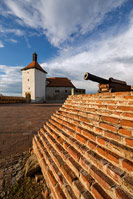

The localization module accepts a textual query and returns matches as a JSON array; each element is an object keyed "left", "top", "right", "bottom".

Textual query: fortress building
[
  {"left": 21, "top": 53, "right": 85, "bottom": 102},
  {"left": 21, "top": 52, "right": 47, "bottom": 102}
]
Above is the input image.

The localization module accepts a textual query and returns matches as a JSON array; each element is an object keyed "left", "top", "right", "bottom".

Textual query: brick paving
[{"left": 0, "top": 103, "right": 61, "bottom": 158}]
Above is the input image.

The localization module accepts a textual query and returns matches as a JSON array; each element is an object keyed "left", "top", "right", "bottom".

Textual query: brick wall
[
  {"left": 33, "top": 92, "right": 133, "bottom": 199},
  {"left": 0, "top": 96, "right": 25, "bottom": 104}
]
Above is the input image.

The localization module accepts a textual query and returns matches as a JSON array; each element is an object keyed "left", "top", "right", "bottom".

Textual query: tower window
[
  {"left": 28, "top": 79, "right": 29, "bottom": 81},
  {"left": 29, "top": 87, "right": 30, "bottom": 90}
]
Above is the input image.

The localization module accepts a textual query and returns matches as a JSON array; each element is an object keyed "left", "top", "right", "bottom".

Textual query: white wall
[
  {"left": 35, "top": 69, "right": 46, "bottom": 102},
  {"left": 22, "top": 68, "right": 46, "bottom": 102},
  {"left": 22, "top": 69, "right": 35, "bottom": 101}
]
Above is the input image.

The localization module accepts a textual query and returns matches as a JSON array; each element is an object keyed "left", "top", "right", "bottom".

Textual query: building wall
[
  {"left": 35, "top": 69, "right": 46, "bottom": 102},
  {"left": 22, "top": 69, "right": 35, "bottom": 101},
  {"left": 46, "top": 87, "right": 72, "bottom": 102},
  {"left": 22, "top": 69, "right": 46, "bottom": 102}
]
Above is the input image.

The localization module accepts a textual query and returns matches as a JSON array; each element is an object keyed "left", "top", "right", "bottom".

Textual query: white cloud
[
  {"left": 0, "top": 41, "right": 4, "bottom": 48},
  {"left": 0, "top": 65, "right": 22, "bottom": 96},
  {"left": 4, "top": 0, "right": 126, "bottom": 46},
  {"left": 0, "top": 25, "right": 24, "bottom": 36},
  {"left": 8, "top": 38, "right": 18, "bottom": 43},
  {"left": 42, "top": 19, "right": 133, "bottom": 93}
]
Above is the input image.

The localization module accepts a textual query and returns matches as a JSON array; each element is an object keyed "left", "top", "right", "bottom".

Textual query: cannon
[{"left": 84, "top": 72, "right": 132, "bottom": 93}]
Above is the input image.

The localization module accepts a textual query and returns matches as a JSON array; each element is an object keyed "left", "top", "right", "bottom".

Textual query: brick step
[
  {"left": 47, "top": 117, "right": 133, "bottom": 196},
  {"left": 52, "top": 112, "right": 133, "bottom": 162},
  {"left": 41, "top": 123, "right": 115, "bottom": 199},
  {"left": 67, "top": 92, "right": 133, "bottom": 102},
  {"left": 65, "top": 98, "right": 133, "bottom": 106},
  {"left": 56, "top": 108, "right": 133, "bottom": 148},
  {"left": 32, "top": 91, "right": 133, "bottom": 199},
  {"left": 56, "top": 109, "right": 133, "bottom": 143},
  {"left": 62, "top": 103, "right": 133, "bottom": 121},
  {"left": 34, "top": 130, "right": 94, "bottom": 199}
]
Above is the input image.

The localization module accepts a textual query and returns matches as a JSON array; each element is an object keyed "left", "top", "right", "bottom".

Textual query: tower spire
[{"left": 33, "top": 52, "right": 37, "bottom": 62}]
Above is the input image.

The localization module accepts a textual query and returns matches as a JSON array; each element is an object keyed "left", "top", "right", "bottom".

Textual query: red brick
[
  {"left": 68, "top": 146, "right": 81, "bottom": 161},
  {"left": 80, "top": 157, "right": 90, "bottom": 171},
  {"left": 90, "top": 165, "right": 115, "bottom": 190},
  {"left": 80, "top": 191, "right": 94, "bottom": 199},
  {"left": 113, "top": 92, "right": 129, "bottom": 96},
  {"left": 100, "top": 122, "right": 117, "bottom": 133},
  {"left": 122, "top": 159, "right": 133, "bottom": 172},
  {"left": 97, "top": 137, "right": 106, "bottom": 145},
  {"left": 122, "top": 175, "right": 133, "bottom": 195},
  {"left": 55, "top": 184, "right": 67, "bottom": 199},
  {"left": 66, "top": 157, "right": 82, "bottom": 176},
  {"left": 41, "top": 159, "right": 47, "bottom": 171},
  {"left": 104, "top": 131, "right": 121, "bottom": 142},
  {"left": 120, "top": 119, "right": 133, "bottom": 128},
  {"left": 118, "top": 128, "right": 131, "bottom": 136},
  {"left": 115, "top": 187, "right": 132, "bottom": 199},
  {"left": 47, "top": 170, "right": 57, "bottom": 187},
  {"left": 97, "top": 104, "right": 107, "bottom": 109},
  {"left": 91, "top": 183, "right": 112, "bottom": 199},
  {"left": 88, "top": 140, "right": 97, "bottom": 150},
  {"left": 80, "top": 170, "right": 94, "bottom": 189},
  {"left": 102, "top": 116, "right": 119, "bottom": 124},
  {"left": 117, "top": 106, "right": 133, "bottom": 112},
  {"left": 76, "top": 126, "right": 82, "bottom": 133},
  {"left": 122, "top": 112, "right": 133, "bottom": 118},
  {"left": 57, "top": 136, "right": 64, "bottom": 145},
  {"left": 72, "top": 180, "right": 86, "bottom": 198},
  {"left": 61, "top": 164, "right": 77, "bottom": 184},
  {"left": 52, "top": 153, "right": 64, "bottom": 167},
  {"left": 50, "top": 164, "right": 64, "bottom": 186},
  {"left": 124, "top": 95, "right": 133, "bottom": 100},
  {"left": 108, "top": 105, "right": 116, "bottom": 110},
  {"left": 125, "top": 138, "right": 133, "bottom": 147},
  {"left": 106, "top": 164, "right": 124, "bottom": 183},
  {"left": 94, "top": 127, "right": 103, "bottom": 134},
  {"left": 63, "top": 142, "right": 70, "bottom": 149},
  {"left": 75, "top": 133, "right": 87, "bottom": 144},
  {"left": 80, "top": 116, "right": 91, "bottom": 124},
  {"left": 97, "top": 146, "right": 120, "bottom": 164},
  {"left": 82, "top": 129, "right": 96, "bottom": 141},
  {"left": 63, "top": 185, "right": 77, "bottom": 199},
  {"left": 87, "top": 151, "right": 108, "bottom": 169}
]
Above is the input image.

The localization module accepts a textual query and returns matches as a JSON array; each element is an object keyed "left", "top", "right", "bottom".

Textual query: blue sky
[{"left": 0, "top": 0, "right": 133, "bottom": 95}]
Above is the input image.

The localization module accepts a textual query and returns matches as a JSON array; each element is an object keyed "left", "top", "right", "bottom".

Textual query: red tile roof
[
  {"left": 46, "top": 77, "right": 75, "bottom": 88},
  {"left": 21, "top": 61, "right": 47, "bottom": 74}
]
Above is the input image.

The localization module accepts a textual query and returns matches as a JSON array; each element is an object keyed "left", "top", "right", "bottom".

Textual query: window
[
  {"left": 55, "top": 90, "right": 60, "bottom": 93},
  {"left": 27, "top": 71, "right": 29, "bottom": 74},
  {"left": 28, "top": 79, "right": 29, "bottom": 81},
  {"left": 29, "top": 87, "right": 30, "bottom": 90},
  {"left": 65, "top": 90, "right": 67, "bottom": 93}
]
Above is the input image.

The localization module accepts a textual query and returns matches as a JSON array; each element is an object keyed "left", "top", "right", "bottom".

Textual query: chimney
[{"left": 33, "top": 52, "right": 37, "bottom": 62}]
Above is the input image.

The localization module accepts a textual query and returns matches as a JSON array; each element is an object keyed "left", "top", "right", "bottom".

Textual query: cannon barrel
[
  {"left": 84, "top": 72, "right": 127, "bottom": 85},
  {"left": 84, "top": 72, "right": 109, "bottom": 84}
]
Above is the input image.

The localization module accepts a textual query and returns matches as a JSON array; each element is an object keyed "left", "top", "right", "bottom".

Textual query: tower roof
[{"left": 21, "top": 52, "right": 47, "bottom": 74}]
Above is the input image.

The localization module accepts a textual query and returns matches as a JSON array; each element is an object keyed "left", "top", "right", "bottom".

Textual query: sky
[{"left": 0, "top": 0, "right": 133, "bottom": 96}]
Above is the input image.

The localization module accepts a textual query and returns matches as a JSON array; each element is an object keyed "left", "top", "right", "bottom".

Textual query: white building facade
[{"left": 21, "top": 52, "right": 47, "bottom": 102}]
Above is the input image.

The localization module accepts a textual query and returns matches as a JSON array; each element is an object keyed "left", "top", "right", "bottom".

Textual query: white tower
[{"left": 21, "top": 52, "right": 47, "bottom": 102}]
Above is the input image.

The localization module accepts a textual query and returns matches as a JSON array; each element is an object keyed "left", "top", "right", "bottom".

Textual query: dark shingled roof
[{"left": 46, "top": 77, "right": 75, "bottom": 88}]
